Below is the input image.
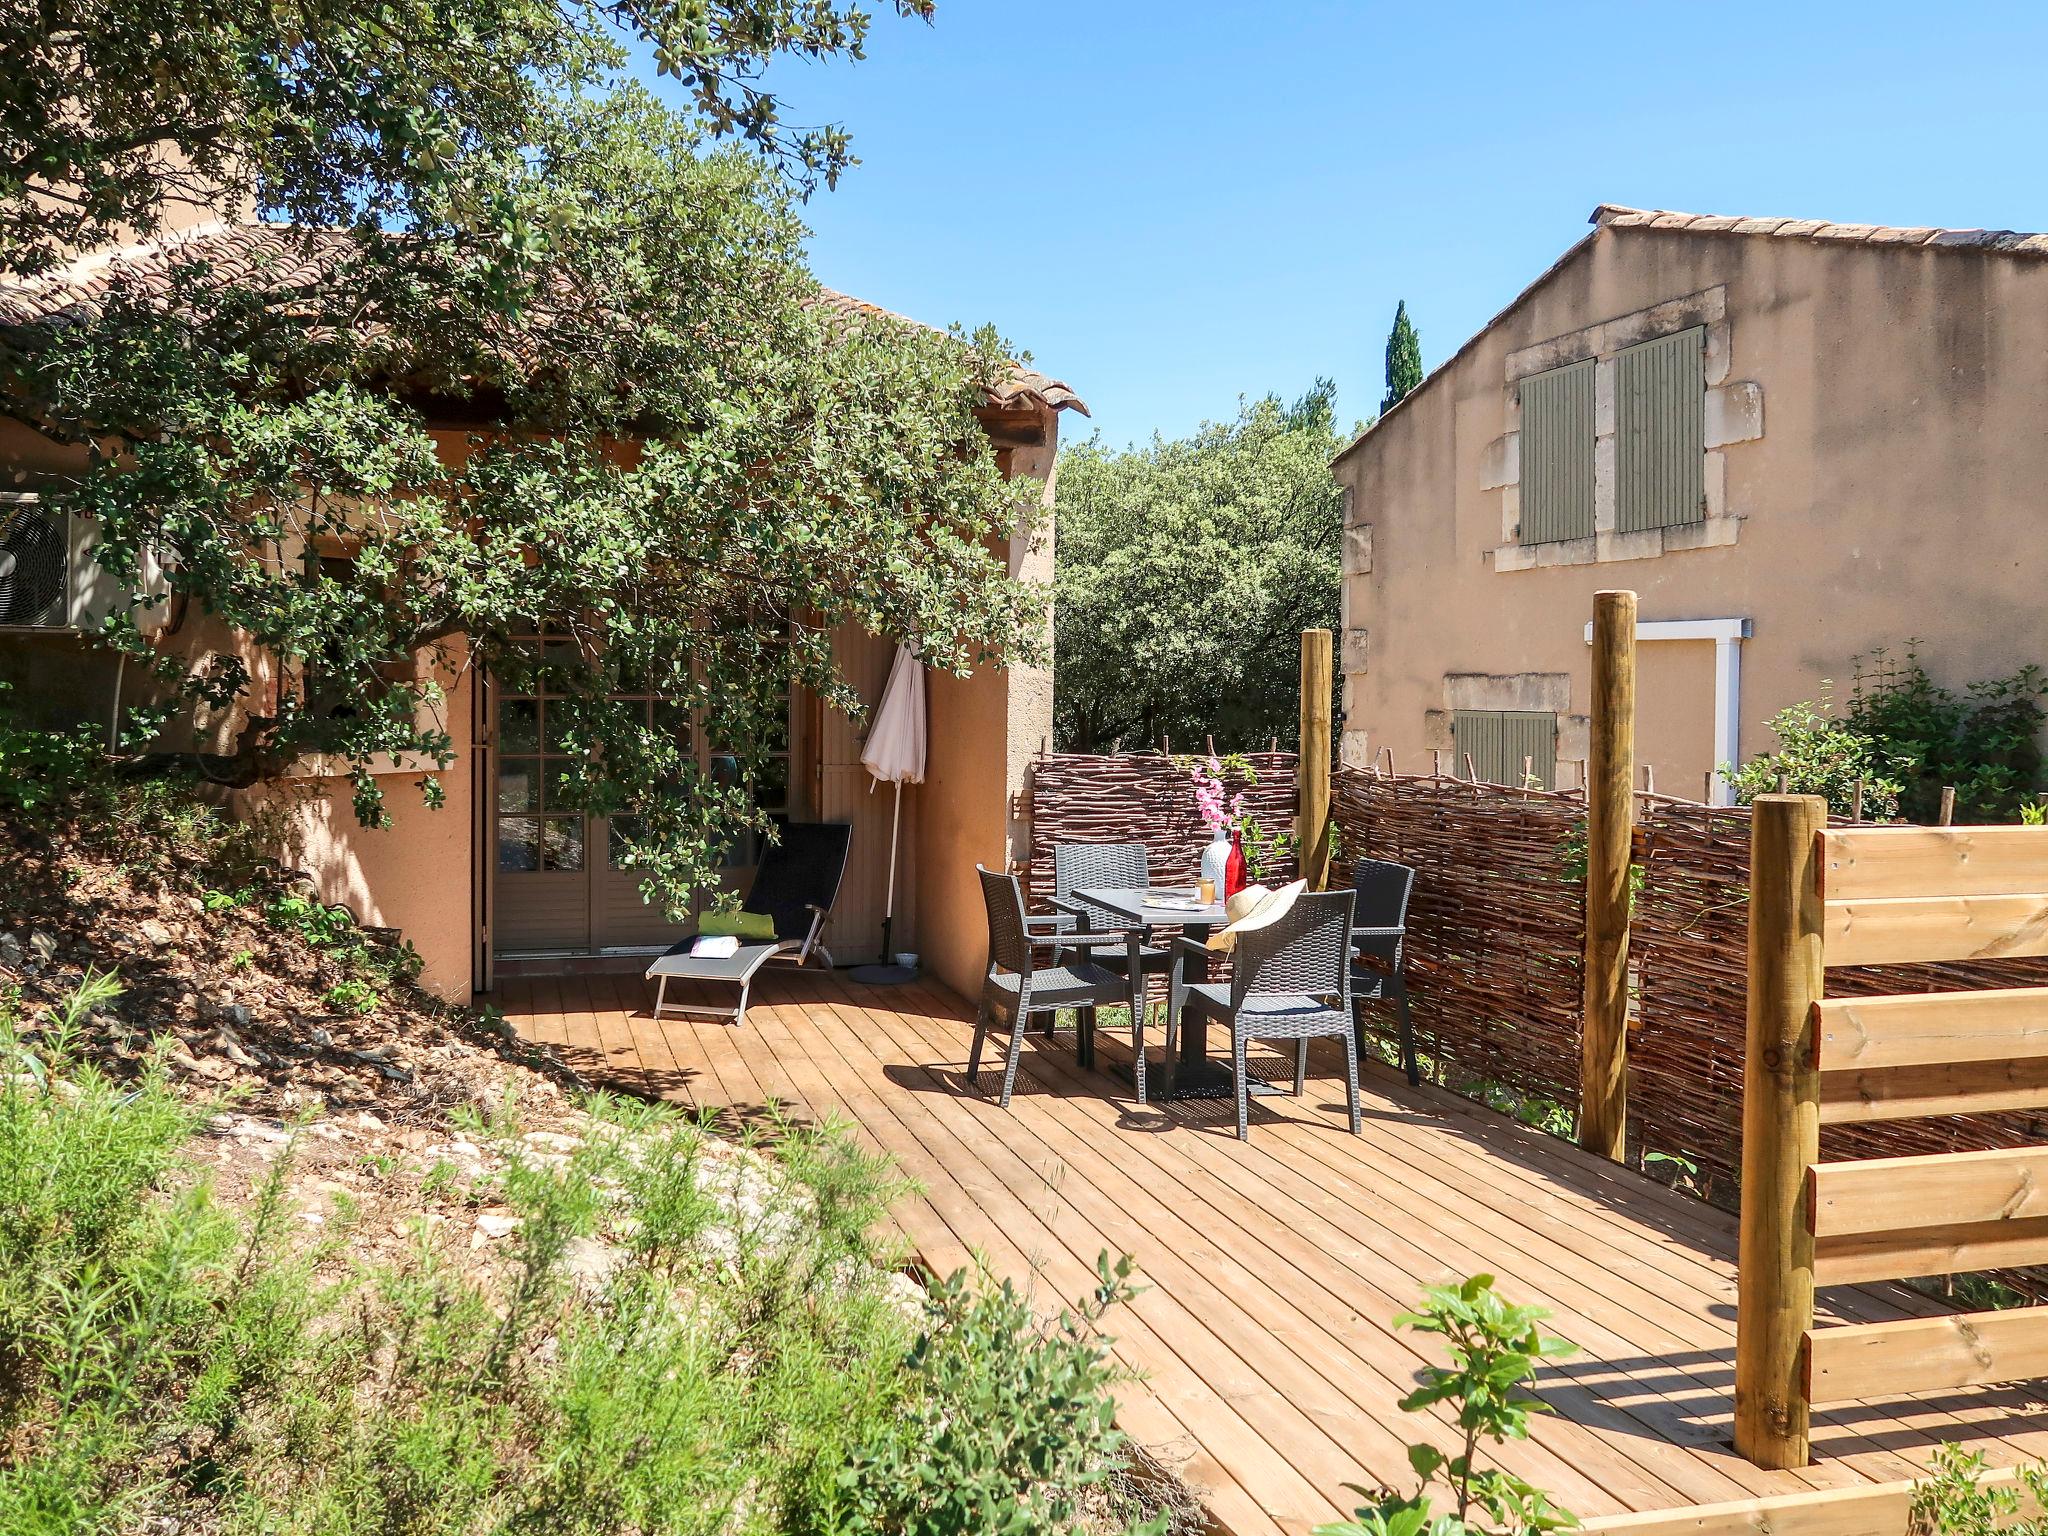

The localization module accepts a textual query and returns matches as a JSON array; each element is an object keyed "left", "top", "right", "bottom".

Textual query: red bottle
[{"left": 1224, "top": 828, "right": 1247, "bottom": 899}]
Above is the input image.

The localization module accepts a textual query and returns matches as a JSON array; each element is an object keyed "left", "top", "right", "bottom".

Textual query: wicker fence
[
  {"left": 1023, "top": 750, "right": 1299, "bottom": 911},
  {"left": 1333, "top": 766, "right": 2048, "bottom": 1220}
]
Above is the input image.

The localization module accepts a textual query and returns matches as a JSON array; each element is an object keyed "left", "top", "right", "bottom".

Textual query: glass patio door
[
  {"left": 493, "top": 660, "right": 593, "bottom": 953},
  {"left": 490, "top": 635, "right": 795, "bottom": 956}
]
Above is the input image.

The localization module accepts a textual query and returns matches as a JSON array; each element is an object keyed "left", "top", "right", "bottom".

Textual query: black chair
[
  {"left": 1044, "top": 842, "right": 1177, "bottom": 1076},
  {"left": 662, "top": 821, "right": 851, "bottom": 970},
  {"left": 972, "top": 866, "right": 1146, "bottom": 1108},
  {"left": 1350, "top": 858, "right": 1419, "bottom": 1086},
  {"left": 1168, "top": 889, "right": 1360, "bottom": 1140}
]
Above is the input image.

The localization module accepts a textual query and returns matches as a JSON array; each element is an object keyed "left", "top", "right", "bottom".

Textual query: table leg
[{"left": 1177, "top": 922, "right": 1210, "bottom": 1075}]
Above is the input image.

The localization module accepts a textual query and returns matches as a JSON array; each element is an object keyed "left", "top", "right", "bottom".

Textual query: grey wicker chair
[
  {"left": 1350, "top": 858, "right": 1420, "bottom": 1087},
  {"left": 973, "top": 866, "right": 1146, "bottom": 1108},
  {"left": 1043, "top": 842, "right": 1177, "bottom": 1083},
  {"left": 1168, "top": 889, "right": 1359, "bottom": 1140}
]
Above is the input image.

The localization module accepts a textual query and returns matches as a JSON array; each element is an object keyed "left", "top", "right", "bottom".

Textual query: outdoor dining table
[{"left": 1071, "top": 884, "right": 1277, "bottom": 1103}]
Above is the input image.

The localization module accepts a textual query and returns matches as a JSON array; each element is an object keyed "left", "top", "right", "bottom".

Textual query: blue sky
[{"left": 700, "top": 1, "right": 2048, "bottom": 447}]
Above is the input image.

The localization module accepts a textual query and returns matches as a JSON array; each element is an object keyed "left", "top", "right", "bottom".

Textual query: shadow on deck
[{"left": 491, "top": 966, "right": 2048, "bottom": 1536}]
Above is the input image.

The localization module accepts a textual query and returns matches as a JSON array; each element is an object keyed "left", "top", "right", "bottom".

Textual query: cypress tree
[{"left": 1382, "top": 300, "right": 1423, "bottom": 413}]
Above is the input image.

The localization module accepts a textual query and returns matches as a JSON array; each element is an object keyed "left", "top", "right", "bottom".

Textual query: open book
[{"left": 690, "top": 934, "right": 742, "bottom": 959}]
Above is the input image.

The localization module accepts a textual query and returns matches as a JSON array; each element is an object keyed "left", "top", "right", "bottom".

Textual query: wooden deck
[{"left": 494, "top": 967, "right": 2048, "bottom": 1536}]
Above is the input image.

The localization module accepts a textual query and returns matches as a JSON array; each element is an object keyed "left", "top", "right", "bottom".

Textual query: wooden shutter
[
  {"left": 1453, "top": 710, "right": 1557, "bottom": 788},
  {"left": 1452, "top": 710, "right": 1503, "bottom": 782},
  {"left": 1615, "top": 327, "right": 1705, "bottom": 531},
  {"left": 1518, "top": 360, "right": 1594, "bottom": 544},
  {"left": 1499, "top": 711, "right": 1557, "bottom": 789}
]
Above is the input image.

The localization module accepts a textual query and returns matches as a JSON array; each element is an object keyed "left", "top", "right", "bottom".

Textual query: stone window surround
[
  {"left": 1419, "top": 672, "right": 1590, "bottom": 785},
  {"left": 1481, "top": 286, "right": 1764, "bottom": 572}
]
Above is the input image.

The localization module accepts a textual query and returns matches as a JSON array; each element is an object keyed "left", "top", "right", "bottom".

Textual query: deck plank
[{"left": 493, "top": 969, "right": 2048, "bottom": 1536}]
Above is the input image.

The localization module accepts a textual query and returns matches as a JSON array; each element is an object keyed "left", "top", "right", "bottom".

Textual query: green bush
[
  {"left": 1721, "top": 694, "right": 1905, "bottom": 820},
  {"left": 1847, "top": 648, "right": 2048, "bottom": 823},
  {"left": 0, "top": 978, "right": 1165, "bottom": 1536},
  {"left": 1724, "top": 652, "right": 2048, "bottom": 824}
]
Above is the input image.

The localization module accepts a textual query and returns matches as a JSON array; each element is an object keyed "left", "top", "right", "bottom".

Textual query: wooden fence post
[
  {"left": 1734, "top": 793, "right": 1825, "bottom": 1470},
  {"left": 1299, "top": 629, "right": 1333, "bottom": 890},
  {"left": 1580, "top": 589, "right": 1637, "bottom": 1160}
]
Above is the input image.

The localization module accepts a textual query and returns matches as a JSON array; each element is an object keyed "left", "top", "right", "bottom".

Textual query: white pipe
[{"left": 1711, "top": 635, "right": 1743, "bottom": 807}]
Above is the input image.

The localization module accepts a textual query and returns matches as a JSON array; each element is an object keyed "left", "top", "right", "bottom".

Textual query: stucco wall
[
  {"left": 1335, "top": 226, "right": 2048, "bottom": 797},
  {"left": 237, "top": 650, "right": 479, "bottom": 1000},
  {"left": 911, "top": 430, "right": 1058, "bottom": 999}
]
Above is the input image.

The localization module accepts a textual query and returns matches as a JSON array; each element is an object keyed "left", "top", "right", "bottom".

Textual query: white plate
[{"left": 1144, "top": 891, "right": 1208, "bottom": 912}]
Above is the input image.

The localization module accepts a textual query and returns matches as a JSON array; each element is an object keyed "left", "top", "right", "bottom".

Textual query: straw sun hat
[{"left": 1205, "top": 878, "right": 1309, "bottom": 952}]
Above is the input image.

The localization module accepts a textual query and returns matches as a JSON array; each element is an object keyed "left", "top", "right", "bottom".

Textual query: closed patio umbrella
[{"left": 851, "top": 643, "right": 925, "bottom": 985}]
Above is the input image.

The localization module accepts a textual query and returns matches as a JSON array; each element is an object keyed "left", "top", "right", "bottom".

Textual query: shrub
[
  {"left": 1847, "top": 648, "right": 2048, "bottom": 823},
  {"left": 0, "top": 978, "right": 1166, "bottom": 1536},
  {"left": 1722, "top": 692, "right": 1906, "bottom": 820}
]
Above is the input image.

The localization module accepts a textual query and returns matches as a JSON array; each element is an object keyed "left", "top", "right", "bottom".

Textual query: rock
[
  {"left": 475, "top": 1210, "right": 521, "bottom": 1240},
  {"left": 28, "top": 930, "right": 56, "bottom": 962},
  {"left": 0, "top": 932, "right": 22, "bottom": 967},
  {"left": 560, "top": 1236, "right": 621, "bottom": 1289},
  {"left": 214, "top": 1031, "right": 258, "bottom": 1068},
  {"left": 139, "top": 919, "right": 173, "bottom": 948},
  {"left": 207, "top": 1001, "right": 253, "bottom": 1030},
  {"left": 520, "top": 1130, "right": 582, "bottom": 1155}
]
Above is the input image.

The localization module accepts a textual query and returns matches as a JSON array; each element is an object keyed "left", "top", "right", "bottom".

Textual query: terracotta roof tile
[
  {"left": 0, "top": 223, "right": 1086, "bottom": 416},
  {"left": 1592, "top": 204, "right": 2047, "bottom": 258}
]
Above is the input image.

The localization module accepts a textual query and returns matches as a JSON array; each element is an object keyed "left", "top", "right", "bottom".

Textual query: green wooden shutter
[
  {"left": 1499, "top": 711, "right": 1557, "bottom": 789},
  {"left": 1452, "top": 710, "right": 1503, "bottom": 781},
  {"left": 1453, "top": 710, "right": 1557, "bottom": 787},
  {"left": 1518, "top": 359, "right": 1594, "bottom": 544},
  {"left": 1615, "top": 327, "right": 1705, "bottom": 532}
]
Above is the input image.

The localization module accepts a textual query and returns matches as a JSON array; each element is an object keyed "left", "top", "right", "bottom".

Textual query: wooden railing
[{"left": 1736, "top": 799, "right": 2048, "bottom": 1469}]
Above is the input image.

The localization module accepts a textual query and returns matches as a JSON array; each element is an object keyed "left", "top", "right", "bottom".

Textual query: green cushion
[{"left": 701, "top": 910, "right": 777, "bottom": 941}]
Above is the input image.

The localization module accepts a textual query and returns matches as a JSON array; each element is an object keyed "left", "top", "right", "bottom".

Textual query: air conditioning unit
[{"left": 0, "top": 493, "right": 164, "bottom": 633}]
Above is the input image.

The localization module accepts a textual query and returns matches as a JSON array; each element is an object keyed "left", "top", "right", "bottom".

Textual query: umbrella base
[{"left": 849, "top": 963, "right": 919, "bottom": 987}]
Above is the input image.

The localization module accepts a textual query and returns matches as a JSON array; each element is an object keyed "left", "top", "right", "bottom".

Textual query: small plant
[
  {"left": 1239, "top": 812, "right": 1297, "bottom": 883},
  {"left": 1642, "top": 1150, "right": 1704, "bottom": 1199},
  {"left": 1910, "top": 1443, "right": 2048, "bottom": 1536},
  {"left": 264, "top": 892, "right": 358, "bottom": 949},
  {"left": 1317, "top": 1275, "right": 1578, "bottom": 1536},
  {"left": 229, "top": 948, "right": 255, "bottom": 972},
  {"left": 322, "top": 979, "right": 380, "bottom": 1015}
]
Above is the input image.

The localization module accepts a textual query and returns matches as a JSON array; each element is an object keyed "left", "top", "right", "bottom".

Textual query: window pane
[
  {"left": 542, "top": 817, "right": 584, "bottom": 871},
  {"left": 540, "top": 638, "right": 582, "bottom": 686},
  {"left": 498, "top": 817, "right": 540, "bottom": 872},
  {"left": 716, "top": 827, "right": 755, "bottom": 871},
  {"left": 499, "top": 698, "right": 539, "bottom": 753},
  {"left": 608, "top": 816, "right": 643, "bottom": 864},
  {"left": 497, "top": 761, "right": 539, "bottom": 813},
  {"left": 754, "top": 755, "right": 788, "bottom": 811},
  {"left": 651, "top": 700, "right": 692, "bottom": 747},
  {"left": 544, "top": 760, "right": 579, "bottom": 810}
]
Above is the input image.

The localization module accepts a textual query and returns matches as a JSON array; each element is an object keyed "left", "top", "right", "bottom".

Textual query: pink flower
[{"left": 1190, "top": 759, "right": 1235, "bottom": 834}]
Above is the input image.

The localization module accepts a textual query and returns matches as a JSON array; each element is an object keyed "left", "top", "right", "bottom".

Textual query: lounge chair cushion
[{"left": 703, "top": 910, "right": 777, "bottom": 941}]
